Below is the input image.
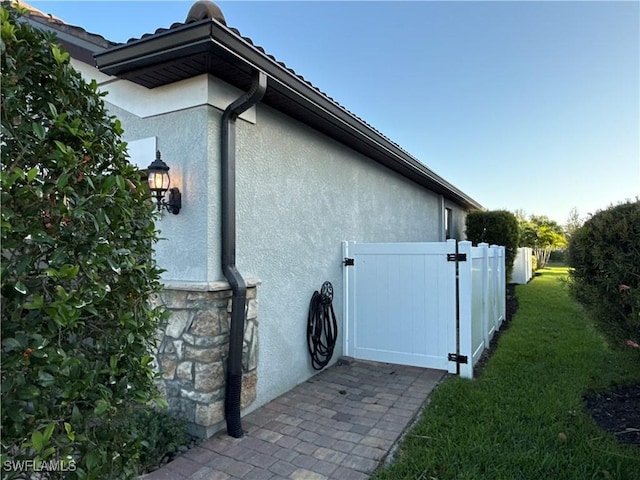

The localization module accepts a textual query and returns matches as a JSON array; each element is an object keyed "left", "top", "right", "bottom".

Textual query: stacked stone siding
[{"left": 152, "top": 281, "right": 259, "bottom": 438}]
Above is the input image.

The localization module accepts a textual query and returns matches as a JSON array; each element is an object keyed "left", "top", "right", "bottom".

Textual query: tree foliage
[
  {"left": 465, "top": 210, "right": 520, "bottom": 281},
  {"left": 567, "top": 200, "right": 640, "bottom": 346},
  {"left": 517, "top": 214, "right": 567, "bottom": 269},
  {"left": 1, "top": 4, "right": 165, "bottom": 478},
  {"left": 564, "top": 207, "right": 584, "bottom": 240}
]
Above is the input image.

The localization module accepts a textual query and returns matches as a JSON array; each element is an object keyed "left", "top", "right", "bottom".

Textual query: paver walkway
[{"left": 142, "top": 358, "right": 445, "bottom": 480}]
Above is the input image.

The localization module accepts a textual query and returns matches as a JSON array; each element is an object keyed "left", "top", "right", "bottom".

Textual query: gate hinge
[
  {"left": 343, "top": 258, "right": 355, "bottom": 266},
  {"left": 448, "top": 353, "right": 468, "bottom": 364},
  {"left": 447, "top": 253, "right": 467, "bottom": 262}
]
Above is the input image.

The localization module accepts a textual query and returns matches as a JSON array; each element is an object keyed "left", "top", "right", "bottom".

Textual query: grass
[{"left": 373, "top": 267, "right": 640, "bottom": 480}]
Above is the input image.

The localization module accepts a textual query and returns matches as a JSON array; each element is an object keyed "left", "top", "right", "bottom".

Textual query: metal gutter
[
  {"left": 220, "top": 70, "right": 267, "bottom": 438},
  {"left": 94, "top": 19, "right": 481, "bottom": 211},
  {"left": 95, "top": 22, "right": 216, "bottom": 72}
]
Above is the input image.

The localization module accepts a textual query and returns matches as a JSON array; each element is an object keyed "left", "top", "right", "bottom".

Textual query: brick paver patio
[{"left": 141, "top": 358, "right": 444, "bottom": 479}]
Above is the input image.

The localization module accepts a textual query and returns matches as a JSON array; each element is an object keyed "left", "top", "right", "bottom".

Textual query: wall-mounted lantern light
[{"left": 146, "top": 150, "right": 181, "bottom": 215}]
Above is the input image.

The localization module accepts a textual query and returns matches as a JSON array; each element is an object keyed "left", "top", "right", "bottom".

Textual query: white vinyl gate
[{"left": 342, "top": 239, "right": 505, "bottom": 378}]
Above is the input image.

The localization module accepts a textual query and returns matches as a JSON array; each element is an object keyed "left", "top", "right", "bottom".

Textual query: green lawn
[{"left": 374, "top": 267, "right": 640, "bottom": 480}]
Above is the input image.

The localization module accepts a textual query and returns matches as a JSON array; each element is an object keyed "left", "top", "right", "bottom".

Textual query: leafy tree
[
  {"left": 564, "top": 207, "right": 584, "bottom": 239},
  {"left": 513, "top": 209, "right": 527, "bottom": 222},
  {"left": 1, "top": 4, "right": 165, "bottom": 478},
  {"left": 518, "top": 215, "right": 567, "bottom": 269}
]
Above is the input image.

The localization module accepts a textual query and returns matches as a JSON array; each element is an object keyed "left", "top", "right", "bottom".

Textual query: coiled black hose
[{"left": 307, "top": 281, "right": 338, "bottom": 370}]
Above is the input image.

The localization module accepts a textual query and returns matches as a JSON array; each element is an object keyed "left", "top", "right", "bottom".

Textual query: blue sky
[{"left": 28, "top": 0, "right": 639, "bottom": 225}]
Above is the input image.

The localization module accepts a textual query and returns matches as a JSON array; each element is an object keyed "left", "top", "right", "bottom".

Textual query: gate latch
[
  {"left": 447, "top": 253, "right": 467, "bottom": 262},
  {"left": 448, "top": 353, "right": 468, "bottom": 364},
  {"left": 343, "top": 258, "right": 355, "bottom": 266}
]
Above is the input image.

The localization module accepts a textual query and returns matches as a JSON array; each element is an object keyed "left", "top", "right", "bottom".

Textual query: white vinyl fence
[
  {"left": 343, "top": 239, "right": 506, "bottom": 379},
  {"left": 457, "top": 241, "right": 506, "bottom": 378},
  {"left": 512, "top": 247, "right": 533, "bottom": 284}
]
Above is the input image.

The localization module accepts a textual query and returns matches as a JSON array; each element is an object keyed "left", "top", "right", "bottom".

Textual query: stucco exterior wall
[
  {"left": 105, "top": 102, "right": 217, "bottom": 285},
  {"left": 233, "top": 104, "right": 465, "bottom": 407},
  {"left": 100, "top": 70, "right": 470, "bottom": 416}
]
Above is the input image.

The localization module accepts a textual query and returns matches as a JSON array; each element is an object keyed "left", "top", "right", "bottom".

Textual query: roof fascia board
[
  {"left": 95, "top": 20, "right": 481, "bottom": 210},
  {"left": 95, "top": 21, "right": 215, "bottom": 72},
  {"left": 266, "top": 77, "right": 474, "bottom": 203},
  {"left": 21, "top": 16, "right": 107, "bottom": 65},
  {"left": 209, "top": 24, "right": 482, "bottom": 210}
]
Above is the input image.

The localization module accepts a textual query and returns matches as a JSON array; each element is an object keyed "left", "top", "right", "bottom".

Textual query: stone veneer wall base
[{"left": 151, "top": 280, "right": 259, "bottom": 438}]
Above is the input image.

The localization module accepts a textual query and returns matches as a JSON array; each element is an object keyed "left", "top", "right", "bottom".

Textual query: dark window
[{"left": 445, "top": 208, "right": 453, "bottom": 240}]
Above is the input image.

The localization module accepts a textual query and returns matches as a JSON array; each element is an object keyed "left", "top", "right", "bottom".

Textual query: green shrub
[
  {"left": 531, "top": 254, "right": 538, "bottom": 272},
  {"left": 129, "top": 408, "right": 189, "bottom": 473},
  {"left": 567, "top": 200, "right": 640, "bottom": 344},
  {"left": 1, "top": 4, "right": 165, "bottom": 478},
  {"left": 465, "top": 210, "right": 520, "bottom": 281}
]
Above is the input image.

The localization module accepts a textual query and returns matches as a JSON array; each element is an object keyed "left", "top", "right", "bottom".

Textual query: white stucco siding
[
  {"left": 105, "top": 103, "right": 214, "bottom": 285},
  {"left": 234, "top": 103, "right": 456, "bottom": 407},
  {"left": 101, "top": 71, "right": 470, "bottom": 413}
]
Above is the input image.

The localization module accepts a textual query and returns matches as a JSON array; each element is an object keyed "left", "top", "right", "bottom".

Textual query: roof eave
[
  {"left": 95, "top": 21, "right": 217, "bottom": 74},
  {"left": 21, "top": 14, "right": 111, "bottom": 65},
  {"left": 94, "top": 20, "right": 482, "bottom": 211}
]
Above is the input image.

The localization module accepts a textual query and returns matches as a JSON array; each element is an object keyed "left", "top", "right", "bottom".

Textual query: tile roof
[
  {"left": 24, "top": 0, "right": 391, "bottom": 148},
  {"left": 19, "top": 0, "right": 118, "bottom": 50},
  {"left": 21, "top": 0, "right": 481, "bottom": 209},
  {"left": 122, "top": 16, "right": 416, "bottom": 161}
]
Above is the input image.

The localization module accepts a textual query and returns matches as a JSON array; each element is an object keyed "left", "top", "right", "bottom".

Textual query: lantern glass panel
[{"left": 148, "top": 170, "right": 170, "bottom": 192}]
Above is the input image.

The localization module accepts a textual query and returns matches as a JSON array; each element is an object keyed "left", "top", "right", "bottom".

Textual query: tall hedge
[
  {"left": 465, "top": 210, "right": 520, "bottom": 281},
  {"left": 567, "top": 201, "right": 640, "bottom": 345},
  {"left": 1, "top": 5, "right": 165, "bottom": 478}
]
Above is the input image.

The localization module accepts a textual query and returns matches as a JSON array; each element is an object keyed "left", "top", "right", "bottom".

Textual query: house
[{"left": 23, "top": 0, "right": 482, "bottom": 438}]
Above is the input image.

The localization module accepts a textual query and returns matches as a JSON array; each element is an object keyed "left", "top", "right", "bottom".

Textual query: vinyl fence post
[
  {"left": 342, "top": 241, "right": 350, "bottom": 357},
  {"left": 499, "top": 245, "right": 506, "bottom": 325},
  {"left": 479, "top": 242, "right": 490, "bottom": 349},
  {"left": 489, "top": 245, "right": 498, "bottom": 331},
  {"left": 457, "top": 240, "right": 473, "bottom": 379},
  {"left": 446, "top": 239, "right": 459, "bottom": 374}
]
